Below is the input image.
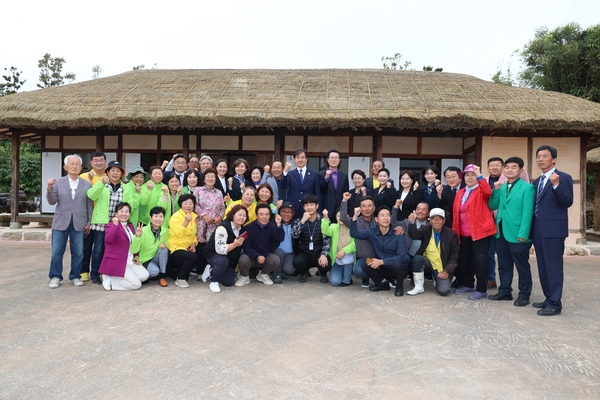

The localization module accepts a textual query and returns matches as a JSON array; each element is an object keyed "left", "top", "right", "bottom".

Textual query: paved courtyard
[{"left": 1, "top": 241, "right": 599, "bottom": 399}]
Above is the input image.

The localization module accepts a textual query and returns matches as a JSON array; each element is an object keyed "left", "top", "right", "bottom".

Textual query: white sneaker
[
  {"left": 209, "top": 282, "right": 221, "bottom": 293},
  {"left": 235, "top": 275, "right": 251, "bottom": 287},
  {"left": 175, "top": 279, "right": 189, "bottom": 288},
  {"left": 72, "top": 278, "right": 84, "bottom": 286},
  {"left": 49, "top": 277, "right": 60, "bottom": 289},
  {"left": 201, "top": 264, "right": 212, "bottom": 282},
  {"left": 102, "top": 274, "right": 112, "bottom": 291},
  {"left": 256, "top": 273, "right": 274, "bottom": 285}
]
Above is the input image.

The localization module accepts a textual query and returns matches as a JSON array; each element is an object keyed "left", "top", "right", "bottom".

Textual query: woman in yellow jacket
[{"left": 167, "top": 194, "right": 198, "bottom": 288}]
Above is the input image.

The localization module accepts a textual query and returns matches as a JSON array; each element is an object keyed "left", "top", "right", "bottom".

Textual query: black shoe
[
  {"left": 514, "top": 298, "right": 530, "bottom": 307},
  {"left": 92, "top": 278, "right": 101, "bottom": 284},
  {"left": 369, "top": 282, "right": 390, "bottom": 292},
  {"left": 281, "top": 273, "right": 290, "bottom": 280},
  {"left": 273, "top": 275, "right": 283, "bottom": 284},
  {"left": 320, "top": 276, "right": 329, "bottom": 284},
  {"left": 537, "top": 307, "right": 561, "bottom": 316},
  {"left": 361, "top": 278, "right": 370, "bottom": 288},
  {"left": 384, "top": 279, "right": 396, "bottom": 288},
  {"left": 450, "top": 279, "right": 460, "bottom": 288},
  {"left": 298, "top": 274, "right": 307, "bottom": 283},
  {"left": 394, "top": 286, "right": 404, "bottom": 297},
  {"left": 488, "top": 292, "right": 513, "bottom": 301},
  {"left": 339, "top": 282, "right": 350, "bottom": 287},
  {"left": 532, "top": 301, "right": 547, "bottom": 309}
]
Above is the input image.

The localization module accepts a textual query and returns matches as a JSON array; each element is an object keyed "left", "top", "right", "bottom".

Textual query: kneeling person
[
  {"left": 350, "top": 206, "right": 410, "bottom": 296},
  {"left": 407, "top": 208, "right": 459, "bottom": 296},
  {"left": 131, "top": 206, "right": 169, "bottom": 287},
  {"left": 237, "top": 204, "right": 285, "bottom": 286}
]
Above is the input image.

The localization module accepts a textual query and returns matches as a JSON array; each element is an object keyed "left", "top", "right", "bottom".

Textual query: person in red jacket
[{"left": 452, "top": 164, "right": 497, "bottom": 300}]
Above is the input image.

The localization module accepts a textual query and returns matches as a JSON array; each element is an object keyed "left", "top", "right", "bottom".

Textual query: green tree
[
  {"left": 37, "top": 53, "right": 76, "bottom": 88},
  {"left": 0, "top": 140, "right": 41, "bottom": 196},
  {"left": 382, "top": 53, "right": 442, "bottom": 72},
  {"left": 0, "top": 66, "right": 26, "bottom": 96},
  {"left": 519, "top": 23, "right": 600, "bottom": 102}
]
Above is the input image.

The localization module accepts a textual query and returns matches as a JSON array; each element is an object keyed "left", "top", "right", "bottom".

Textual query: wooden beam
[{"left": 10, "top": 131, "right": 20, "bottom": 223}]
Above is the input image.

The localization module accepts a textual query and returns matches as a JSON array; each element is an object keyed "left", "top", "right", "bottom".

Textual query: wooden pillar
[
  {"left": 274, "top": 133, "right": 283, "bottom": 162},
  {"left": 374, "top": 133, "right": 382, "bottom": 162},
  {"left": 595, "top": 171, "right": 600, "bottom": 231},
  {"left": 10, "top": 131, "right": 20, "bottom": 224},
  {"left": 580, "top": 137, "right": 587, "bottom": 241}
]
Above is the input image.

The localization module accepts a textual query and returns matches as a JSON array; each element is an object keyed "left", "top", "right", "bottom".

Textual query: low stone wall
[{"left": 1, "top": 231, "right": 51, "bottom": 242}]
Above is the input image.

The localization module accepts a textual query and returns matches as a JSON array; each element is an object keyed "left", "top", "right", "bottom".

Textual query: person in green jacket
[
  {"left": 140, "top": 166, "right": 168, "bottom": 225},
  {"left": 86, "top": 160, "right": 141, "bottom": 284},
  {"left": 126, "top": 166, "right": 148, "bottom": 227},
  {"left": 158, "top": 174, "right": 182, "bottom": 221},
  {"left": 321, "top": 208, "right": 356, "bottom": 287},
  {"left": 182, "top": 169, "right": 202, "bottom": 194},
  {"left": 131, "top": 206, "right": 170, "bottom": 287}
]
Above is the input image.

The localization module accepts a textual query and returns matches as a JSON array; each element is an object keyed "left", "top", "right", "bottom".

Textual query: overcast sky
[{"left": 3, "top": 0, "right": 599, "bottom": 92}]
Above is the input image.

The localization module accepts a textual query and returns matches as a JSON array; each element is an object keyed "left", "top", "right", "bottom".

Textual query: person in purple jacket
[{"left": 235, "top": 204, "right": 285, "bottom": 287}]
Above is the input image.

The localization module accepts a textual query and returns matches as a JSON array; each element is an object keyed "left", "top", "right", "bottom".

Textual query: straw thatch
[
  {"left": 1, "top": 69, "right": 600, "bottom": 132},
  {"left": 587, "top": 147, "right": 600, "bottom": 164}
]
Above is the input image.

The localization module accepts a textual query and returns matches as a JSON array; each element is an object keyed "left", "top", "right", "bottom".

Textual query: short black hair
[
  {"left": 177, "top": 194, "right": 196, "bottom": 208},
  {"left": 504, "top": 156, "right": 524, "bottom": 168},
  {"left": 443, "top": 166, "right": 461, "bottom": 176},
  {"left": 351, "top": 169, "right": 366, "bottom": 180},
  {"left": 536, "top": 145, "right": 558, "bottom": 159},
  {"left": 423, "top": 165, "right": 440, "bottom": 177},
  {"left": 375, "top": 205, "right": 391, "bottom": 217},
  {"left": 487, "top": 157, "right": 504, "bottom": 166},
  {"left": 377, "top": 168, "right": 390, "bottom": 177},
  {"left": 173, "top": 154, "right": 188, "bottom": 162},
  {"left": 301, "top": 193, "right": 319, "bottom": 205},
  {"left": 326, "top": 149, "right": 341, "bottom": 167},
  {"left": 359, "top": 195, "right": 375, "bottom": 205},
  {"left": 255, "top": 203, "right": 271, "bottom": 214},
  {"left": 294, "top": 149, "right": 308, "bottom": 159},
  {"left": 149, "top": 206, "right": 166, "bottom": 217},
  {"left": 90, "top": 151, "right": 106, "bottom": 160},
  {"left": 114, "top": 202, "right": 131, "bottom": 214}
]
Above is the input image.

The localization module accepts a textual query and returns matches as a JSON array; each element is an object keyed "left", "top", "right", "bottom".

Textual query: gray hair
[{"left": 64, "top": 154, "right": 83, "bottom": 166}]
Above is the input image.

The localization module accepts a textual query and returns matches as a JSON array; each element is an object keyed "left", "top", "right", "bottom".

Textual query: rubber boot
[{"left": 407, "top": 272, "right": 425, "bottom": 295}]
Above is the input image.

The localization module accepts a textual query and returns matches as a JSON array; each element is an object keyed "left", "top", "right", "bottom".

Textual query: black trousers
[
  {"left": 293, "top": 252, "right": 331, "bottom": 276},
  {"left": 167, "top": 250, "right": 196, "bottom": 280},
  {"left": 363, "top": 261, "right": 407, "bottom": 286},
  {"left": 457, "top": 235, "right": 491, "bottom": 293}
]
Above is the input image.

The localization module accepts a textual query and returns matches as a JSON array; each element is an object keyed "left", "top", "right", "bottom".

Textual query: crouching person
[
  {"left": 203, "top": 205, "right": 248, "bottom": 293},
  {"left": 99, "top": 202, "right": 150, "bottom": 291},
  {"left": 407, "top": 208, "right": 459, "bottom": 296},
  {"left": 236, "top": 204, "right": 284, "bottom": 287},
  {"left": 131, "top": 206, "right": 169, "bottom": 287},
  {"left": 350, "top": 206, "right": 410, "bottom": 296}
]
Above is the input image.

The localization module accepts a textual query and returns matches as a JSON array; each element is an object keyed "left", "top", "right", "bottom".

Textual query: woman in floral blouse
[{"left": 193, "top": 168, "right": 225, "bottom": 278}]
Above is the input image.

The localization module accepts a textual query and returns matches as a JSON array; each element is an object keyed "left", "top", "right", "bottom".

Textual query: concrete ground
[{"left": 1, "top": 241, "right": 599, "bottom": 400}]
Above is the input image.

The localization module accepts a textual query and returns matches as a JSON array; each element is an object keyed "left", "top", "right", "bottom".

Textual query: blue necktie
[
  {"left": 299, "top": 169, "right": 304, "bottom": 184},
  {"left": 535, "top": 175, "right": 546, "bottom": 217}
]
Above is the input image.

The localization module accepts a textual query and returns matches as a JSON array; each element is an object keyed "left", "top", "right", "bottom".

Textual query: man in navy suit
[
  {"left": 532, "top": 145, "right": 573, "bottom": 316},
  {"left": 281, "top": 149, "right": 321, "bottom": 219},
  {"left": 319, "top": 149, "right": 349, "bottom": 223}
]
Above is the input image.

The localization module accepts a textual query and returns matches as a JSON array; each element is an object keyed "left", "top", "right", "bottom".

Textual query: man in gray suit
[{"left": 47, "top": 155, "right": 94, "bottom": 288}]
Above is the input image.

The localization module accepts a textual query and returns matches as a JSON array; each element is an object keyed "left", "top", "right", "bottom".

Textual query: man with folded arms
[
  {"left": 487, "top": 157, "right": 535, "bottom": 307},
  {"left": 236, "top": 204, "right": 284, "bottom": 286}
]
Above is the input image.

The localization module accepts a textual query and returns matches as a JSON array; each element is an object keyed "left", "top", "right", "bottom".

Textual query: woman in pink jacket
[
  {"left": 99, "top": 202, "right": 150, "bottom": 291},
  {"left": 452, "top": 165, "right": 497, "bottom": 300}
]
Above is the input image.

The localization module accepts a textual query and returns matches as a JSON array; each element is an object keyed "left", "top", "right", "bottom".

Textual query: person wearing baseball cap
[
  {"left": 272, "top": 202, "right": 295, "bottom": 284},
  {"left": 86, "top": 160, "right": 141, "bottom": 284},
  {"left": 406, "top": 207, "right": 460, "bottom": 296}
]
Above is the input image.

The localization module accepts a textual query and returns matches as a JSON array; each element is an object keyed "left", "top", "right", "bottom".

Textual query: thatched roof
[
  {"left": 587, "top": 147, "right": 600, "bottom": 164},
  {"left": 1, "top": 69, "right": 600, "bottom": 132}
]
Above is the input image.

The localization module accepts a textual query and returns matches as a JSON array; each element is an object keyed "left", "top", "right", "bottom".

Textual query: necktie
[
  {"left": 507, "top": 183, "right": 513, "bottom": 196},
  {"left": 535, "top": 175, "right": 546, "bottom": 217},
  {"left": 299, "top": 169, "right": 304, "bottom": 184},
  {"left": 332, "top": 171, "right": 338, "bottom": 190},
  {"left": 452, "top": 188, "right": 457, "bottom": 194}
]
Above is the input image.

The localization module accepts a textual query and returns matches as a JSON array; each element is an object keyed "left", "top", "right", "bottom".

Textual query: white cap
[{"left": 429, "top": 208, "right": 445, "bottom": 219}]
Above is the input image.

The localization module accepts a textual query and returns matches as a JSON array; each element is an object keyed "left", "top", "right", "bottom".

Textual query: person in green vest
[
  {"left": 140, "top": 166, "right": 168, "bottom": 225},
  {"left": 131, "top": 206, "right": 170, "bottom": 287},
  {"left": 126, "top": 166, "right": 148, "bottom": 227}
]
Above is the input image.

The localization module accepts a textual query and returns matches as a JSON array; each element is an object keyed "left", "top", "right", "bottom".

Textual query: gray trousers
[
  {"left": 409, "top": 255, "right": 452, "bottom": 296},
  {"left": 238, "top": 253, "right": 280, "bottom": 277}
]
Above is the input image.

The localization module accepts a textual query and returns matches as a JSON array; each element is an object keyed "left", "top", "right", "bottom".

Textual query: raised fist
[
  {"left": 322, "top": 209, "right": 329, "bottom": 219},
  {"left": 342, "top": 192, "right": 351, "bottom": 202},
  {"left": 47, "top": 178, "right": 56, "bottom": 191},
  {"left": 263, "top": 165, "right": 270, "bottom": 173}
]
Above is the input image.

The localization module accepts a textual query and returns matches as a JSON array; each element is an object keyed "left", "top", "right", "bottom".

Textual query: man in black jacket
[
  {"left": 406, "top": 208, "right": 459, "bottom": 296},
  {"left": 439, "top": 166, "right": 465, "bottom": 228}
]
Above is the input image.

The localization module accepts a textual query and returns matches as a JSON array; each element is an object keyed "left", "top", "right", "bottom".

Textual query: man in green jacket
[
  {"left": 488, "top": 156, "right": 535, "bottom": 307},
  {"left": 87, "top": 160, "right": 140, "bottom": 284}
]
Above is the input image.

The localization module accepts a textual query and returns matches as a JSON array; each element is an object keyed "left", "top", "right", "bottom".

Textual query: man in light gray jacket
[{"left": 47, "top": 155, "right": 94, "bottom": 288}]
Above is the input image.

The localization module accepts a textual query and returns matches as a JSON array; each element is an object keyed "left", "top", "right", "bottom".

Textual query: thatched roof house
[{"left": 1, "top": 69, "right": 599, "bottom": 242}]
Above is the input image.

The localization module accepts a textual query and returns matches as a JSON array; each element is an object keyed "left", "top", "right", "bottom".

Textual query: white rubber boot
[{"left": 407, "top": 272, "right": 425, "bottom": 295}]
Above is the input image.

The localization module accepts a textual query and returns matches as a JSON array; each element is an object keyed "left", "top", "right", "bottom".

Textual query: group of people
[{"left": 47, "top": 146, "right": 573, "bottom": 316}]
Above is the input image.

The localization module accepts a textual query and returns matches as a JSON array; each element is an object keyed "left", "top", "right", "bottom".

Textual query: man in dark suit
[
  {"left": 319, "top": 149, "right": 349, "bottom": 223},
  {"left": 280, "top": 149, "right": 321, "bottom": 219},
  {"left": 532, "top": 145, "right": 573, "bottom": 316},
  {"left": 47, "top": 155, "right": 94, "bottom": 288},
  {"left": 439, "top": 166, "right": 464, "bottom": 228}
]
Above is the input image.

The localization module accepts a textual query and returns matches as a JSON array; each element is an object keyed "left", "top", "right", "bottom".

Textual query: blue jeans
[
  {"left": 90, "top": 230, "right": 105, "bottom": 280},
  {"left": 49, "top": 218, "right": 84, "bottom": 281},
  {"left": 145, "top": 248, "right": 169, "bottom": 277},
  {"left": 353, "top": 258, "right": 369, "bottom": 279},
  {"left": 330, "top": 262, "right": 353, "bottom": 286}
]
